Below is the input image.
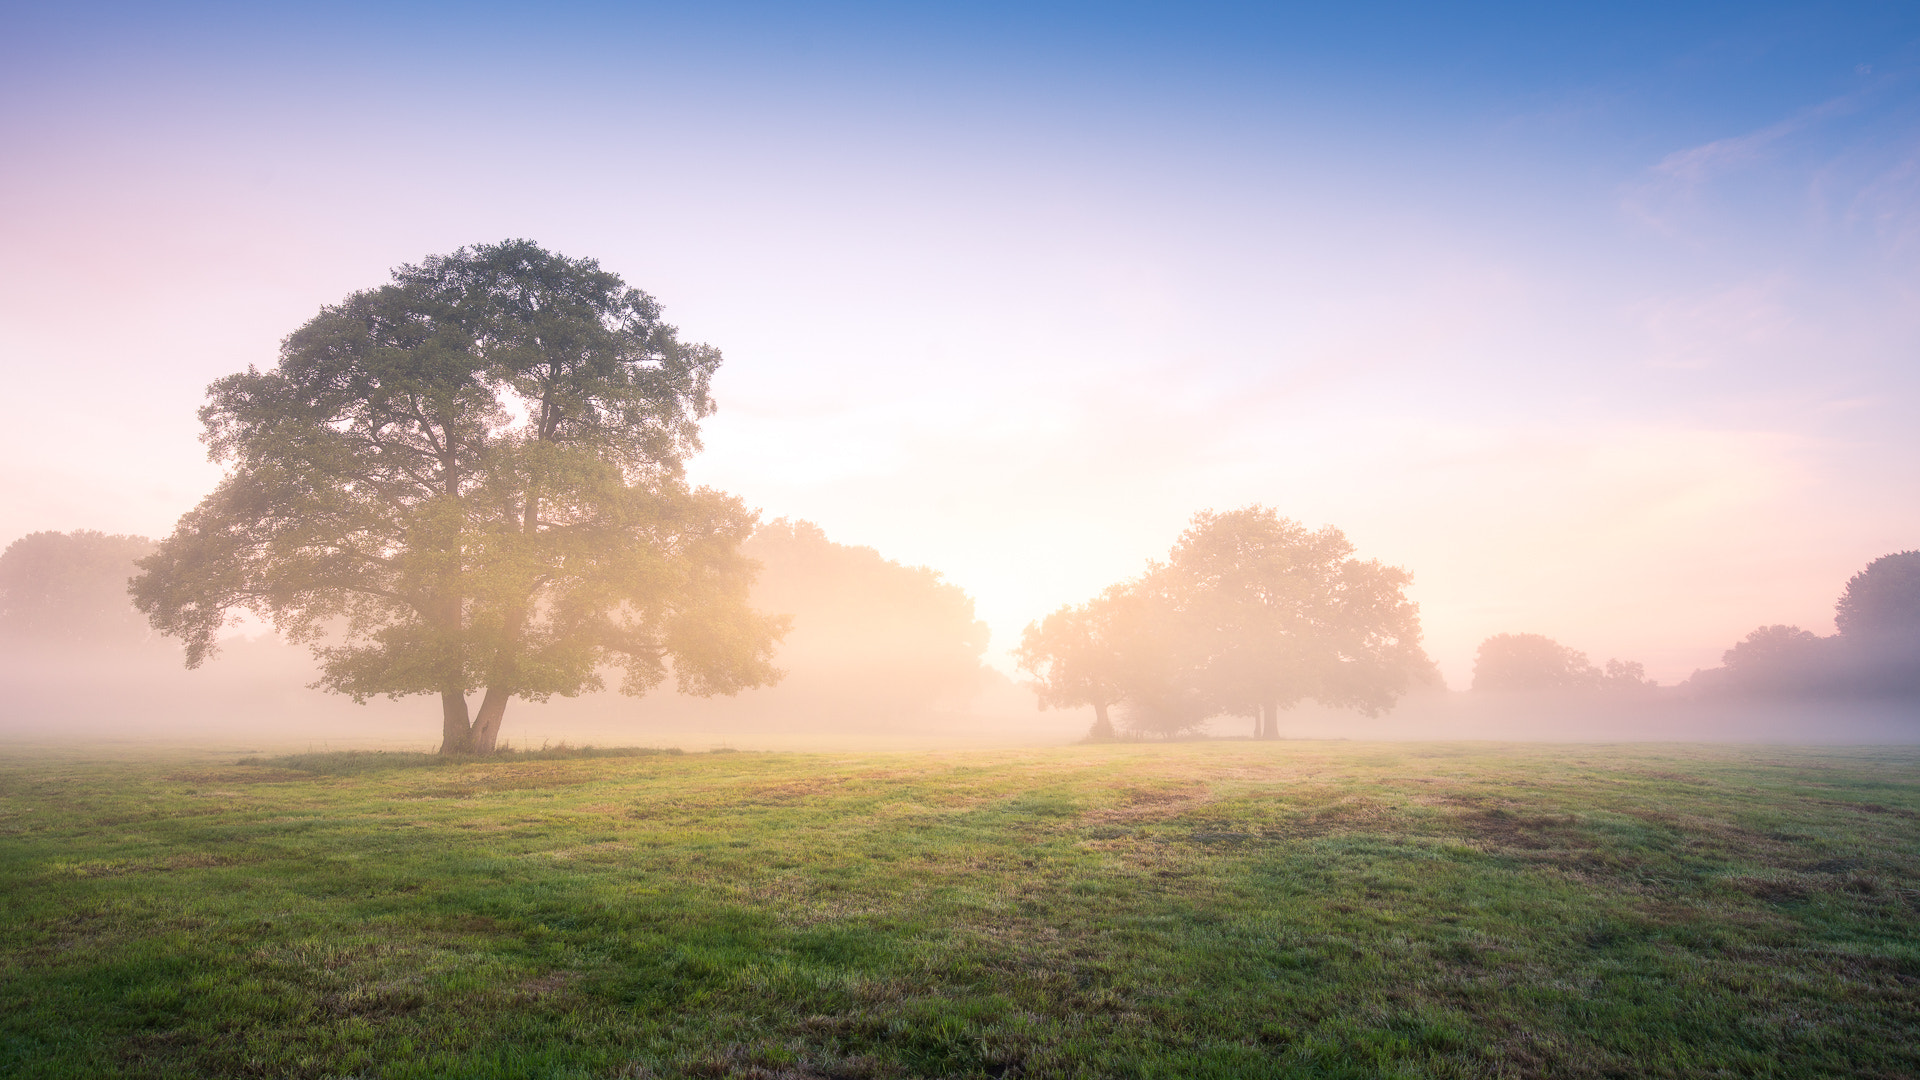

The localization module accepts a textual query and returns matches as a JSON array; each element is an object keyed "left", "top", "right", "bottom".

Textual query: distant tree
[
  {"left": 1601, "top": 658, "right": 1658, "bottom": 690},
  {"left": 1835, "top": 551, "right": 1920, "bottom": 642},
  {"left": 1701, "top": 624, "right": 1840, "bottom": 695},
  {"left": 132, "top": 241, "right": 785, "bottom": 754},
  {"left": 1016, "top": 587, "right": 1131, "bottom": 740},
  {"left": 1161, "top": 507, "right": 1433, "bottom": 738},
  {"left": 743, "top": 519, "right": 988, "bottom": 717},
  {"left": 1830, "top": 550, "right": 1920, "bottom": 695},
  {"left": 0, "top": 531, "right": 156, "bottom": 646},
  {"left": 1471, "top": 633, "right": 1600, "bottom": 691},
  {"left": 1684, "top": 552, "right": 1920, "bottom": 699},
  {"left": 1024, "top": 507, "right": 1431, "bottom": 741},
  {"left": 1722, "top": 625, "right": 1824, "bottom": 672},
  {"left": 1470, "top": 636, "right": 1656, "bottom": 694},
  {"left": 1017, "top": 576, "right": 1222, "bottom": 740},
  {"left": 1106, "top": 578, "right": 1215, "bottom": 739}
]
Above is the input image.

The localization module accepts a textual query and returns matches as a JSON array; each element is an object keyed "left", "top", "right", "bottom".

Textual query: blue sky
[{"left": 3, "top": 1, "right": 1918, "bottom": 684}]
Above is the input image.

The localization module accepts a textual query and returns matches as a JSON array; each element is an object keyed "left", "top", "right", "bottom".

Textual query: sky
[{"left": 3, "top": 1, "right": 1918, "bottom": 687}]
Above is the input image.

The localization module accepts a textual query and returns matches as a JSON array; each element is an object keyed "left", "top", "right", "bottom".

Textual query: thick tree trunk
[
  {"left": 1253, "top": 704, "right": 1265, "bottom": 739},
  {"left": 469, "top": 591, "right": 529, "bottom": 756},
  {"left": 470, "top": 685, "right": 511, "bottom": 755},
  {"left": 435, "top": 583, "right": 471, "bottom": 754},
  {"left": 440, "top": 689, "right": 474, "bottom": 755},
  {"left": 1090, "top": 701, "right": 1115, "bottom": 741},
  {"left": 466, "top": 489, "right": 540, "bottom": 759},
  {"left": 1262, "top": 700, "right": 1280, "bottom": 740}
]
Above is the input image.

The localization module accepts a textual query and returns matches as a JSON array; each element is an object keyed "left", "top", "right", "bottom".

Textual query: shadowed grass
[
  {"left": 251, "top": 745, "right": 686, "bottom": 777},
  {"left": 0, "top": 740, "right": 1915, "bottom": 1078}
]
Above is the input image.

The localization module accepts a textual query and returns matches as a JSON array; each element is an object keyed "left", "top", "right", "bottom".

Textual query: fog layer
[{"left": 3, "top": 527, "right": 1915, "bottom": 751}]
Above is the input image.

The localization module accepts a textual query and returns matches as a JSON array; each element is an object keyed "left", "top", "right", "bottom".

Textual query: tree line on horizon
[
  {"left": 1016, "top": 542, "right": 1920, "bottom": 742},
  {"left": 1, "top": 240, "right": 1914, "bottom": 750},
  {"left": 5, "top": 528, "right": 1916, "bottom": 742},
  {"left": 1465, "top": 551, "right": 1920, "bottom": 702}
]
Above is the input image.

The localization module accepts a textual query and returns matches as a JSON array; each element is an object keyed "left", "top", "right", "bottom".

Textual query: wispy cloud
[
  {"left": 1651, "top": 94, "right": 1860, "bottom": 187},
  {"left": 1622, "top": 91, "right": 1872, "bottom": 233}
]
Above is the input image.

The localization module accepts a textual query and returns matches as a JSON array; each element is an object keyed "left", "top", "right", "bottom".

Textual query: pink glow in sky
[{"left": 3, "top": 4, "right": 1917, "bottom": 686}]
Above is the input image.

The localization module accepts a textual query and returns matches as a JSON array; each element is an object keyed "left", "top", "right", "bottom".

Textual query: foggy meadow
[
  {"left": 3, "top": 520, "right": 1912, "bottom": 751},
  {"left": 5, "top": 4, "right": 1920, "bottom": 1079},
  {"left": 1, "top": 243, "right": 1914, "bottom": 1080}
]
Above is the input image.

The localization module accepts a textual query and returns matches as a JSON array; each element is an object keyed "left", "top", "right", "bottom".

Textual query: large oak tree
[{"left": 132, "top": 241, "right": 785, "bottom": 753}]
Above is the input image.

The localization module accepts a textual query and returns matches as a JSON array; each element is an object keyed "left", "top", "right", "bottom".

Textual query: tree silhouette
[
  {"left": 0, "top": 531, "right": 156, "bottom": 647},
  {"left": 1723, "top": 625, "right": 1823, "bottom": 670},
  {"left": 745, "top": 519, "right": 988, "bottom": 720},
  {"left": 1836, "top": 551, "right": 1920, "bottom": 641},
  {"left": 1024, "top": 507, "right": 1431, "bottom": 740},
  {"left": 1017, "top": 585, "right": 1150, "bottom": 740},
  {"left": 1833, "top": 551, "right": 1920, "bottom": 695},
  {"left": 1162, "top": 507, "right": 1432, "bottom": 738},
  {"left": 1602, "top": 658, "right": 1657, "bottom": 689},
  {"left": 1692, "top": 552, "right": 1920, "bottom": 699},
  {"left": 1470, "top": 633, "right": 1655, "bottom": 694},
  {"left": 1710, "top": 624, "right": 1833, "bottom": 694},
  {"left": 1471, "top": 633, "right": 1599, "bottom": 691},
  {"left": 133, "top": 241, "right": 785, "bottom": 753}
]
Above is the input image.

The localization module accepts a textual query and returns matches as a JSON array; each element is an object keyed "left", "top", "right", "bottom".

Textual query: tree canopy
[
  {"left": 1687, "top": 551, "right": 1920, "bottom": 699},
  {"left": 132, "top": 240, "right": 785, "bottom": 753},
  {"left": 1470, "top": 633, "right": 1654, "bottom": 693},
  {"left": 1723, "top": 625, "right": 1824, "bottom": 671},
  {"left": 0, "top": 530, "right": 156, "bottom": 647},
  {"left": 1471, "top": 633, "right": 1599, "bottom": 691},
  {"left": 742, "top": 519, "right": 990, "bottom": 718},
  {"left": 1019, "top": 506, "right": 1433, "bottom": 740},
  {"left": 1161, "top": 507, "right": 1433, "bottom": 736},
  {"left": 1835, "top": 551, "right": 1920, "bottom": 642}
]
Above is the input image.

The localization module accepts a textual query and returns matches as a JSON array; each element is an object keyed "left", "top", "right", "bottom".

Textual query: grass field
[{"left": 2, "top": 740, "right": 1917, "bottom": 1079}]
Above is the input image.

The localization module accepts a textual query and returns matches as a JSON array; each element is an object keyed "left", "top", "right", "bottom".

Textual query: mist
[
  {"left": 0, "top": 524, "right": 1084, "bottom": 752},
  {"left": 7, "top": 8, "right": 1920, "bottom": 1075},
  {"left": 3, "top": 524, "right": 1912, "bottom": 752}
]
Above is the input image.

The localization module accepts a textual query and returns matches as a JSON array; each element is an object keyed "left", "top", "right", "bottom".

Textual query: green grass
[
  {"left": 1, "top": 740, "right": 1916, "bottom": 1078},
  {"left": 245, "top": 745, "right": 685, "bottom": 777}
]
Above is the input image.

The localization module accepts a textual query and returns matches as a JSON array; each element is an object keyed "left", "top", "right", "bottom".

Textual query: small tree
[
  {"left": 1015, "top": 586, "right": 1132, "bottom": 740},
  {"left": 1723, "top": 625, "right": 1824, "bottom": 671},
  {"left": 133, "top": 241, "right": 785, "bottom": 753}
]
